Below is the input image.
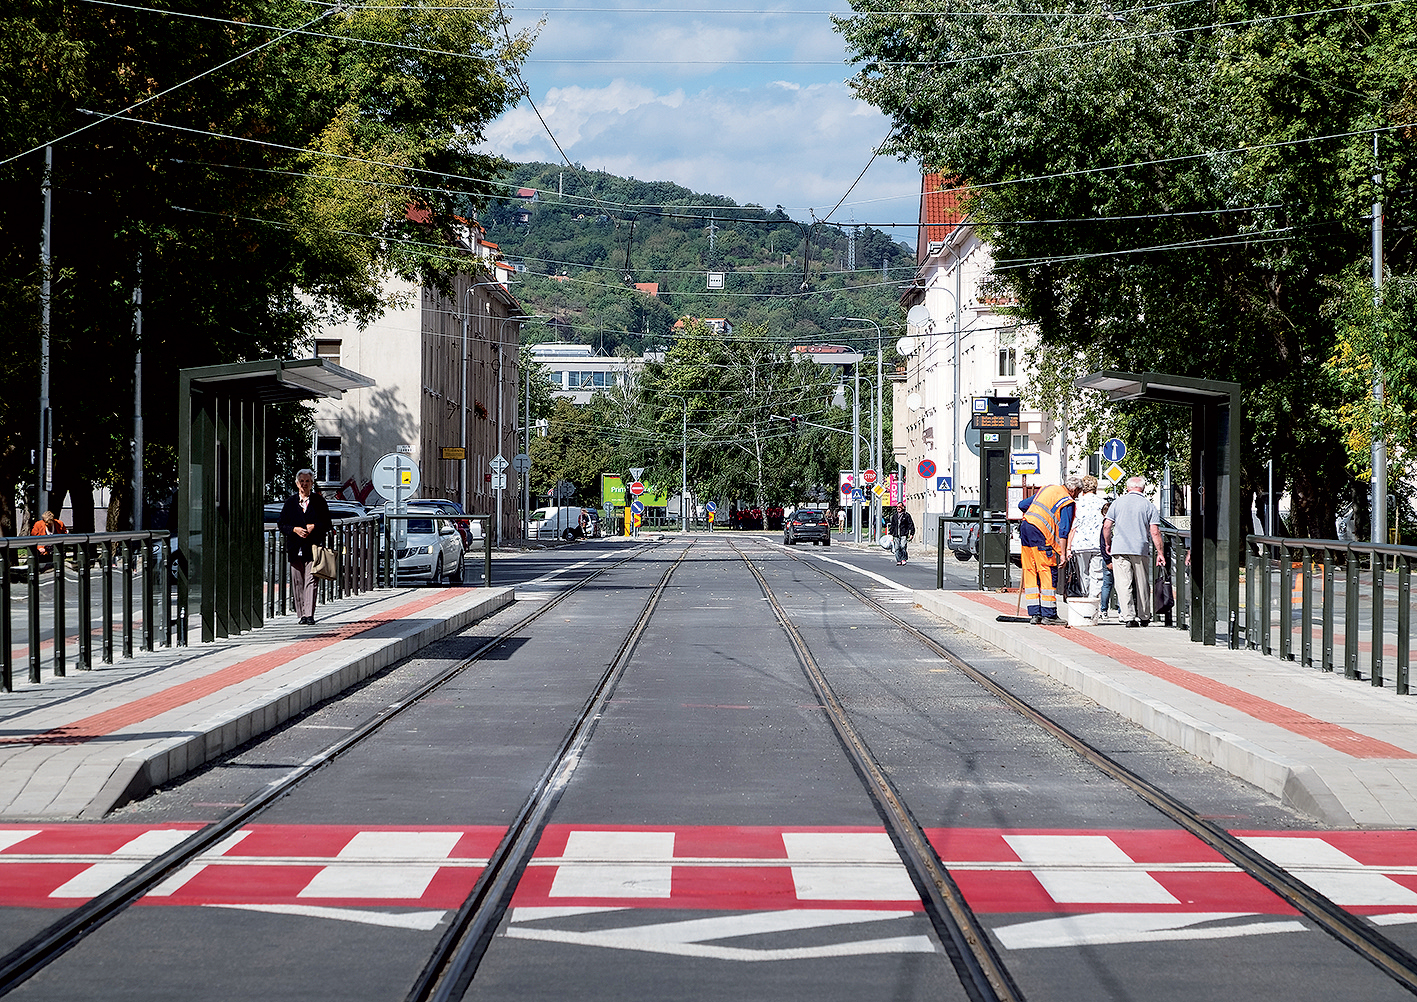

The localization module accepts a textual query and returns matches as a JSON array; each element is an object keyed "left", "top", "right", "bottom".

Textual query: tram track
[
  {"left": 755, "top": 537, "right": 1417, "bottom": 999},
  {"left": 0, "top": 541, "right": 669, "bottom": 998}
]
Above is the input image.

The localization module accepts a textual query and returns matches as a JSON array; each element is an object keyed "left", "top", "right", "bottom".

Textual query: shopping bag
[
  {"left": 311, "top": 544, "right": 337, "bottom": 580},
  {"left": 1061, "top": 554, "right": 1087, "bottom": 598},
  {"left": 1153, "top": 565, "right": 1175, "bottom": 616}
]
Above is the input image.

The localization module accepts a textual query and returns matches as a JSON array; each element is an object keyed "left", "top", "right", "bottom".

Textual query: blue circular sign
[
  {"left": 630, "top": 499, "right": 645, "bottom": 514},
  {"left": 1102, "top": 437, "right": 1127, "bottom": 463},
  {"left": 705, "top": 501, "right": 717, "bottom": 512},
  {"left": 918, "top": 459, "right": 937, "bottom": 479}
]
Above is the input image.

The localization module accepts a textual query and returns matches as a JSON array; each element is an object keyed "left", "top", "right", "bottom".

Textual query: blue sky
[{"left": 480, "top": 2, "right": 924, "bottom": 246}]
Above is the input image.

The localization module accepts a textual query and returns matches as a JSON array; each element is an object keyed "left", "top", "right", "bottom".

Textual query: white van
[{"left": 530, "top": 506, "right": 584, "bottom": 541}]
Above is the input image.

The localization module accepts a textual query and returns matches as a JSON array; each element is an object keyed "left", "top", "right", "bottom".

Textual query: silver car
[{"left": 395, "top": 511, "right": 466, "bottom": 585}]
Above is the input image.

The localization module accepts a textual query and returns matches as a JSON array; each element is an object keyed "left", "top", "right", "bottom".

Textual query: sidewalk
[
  {"left": 0, "top": 585, "right": 513, "bottom": 820},
  {"left": 914, "top": 588, "right": 1417, "bottom": 828}
]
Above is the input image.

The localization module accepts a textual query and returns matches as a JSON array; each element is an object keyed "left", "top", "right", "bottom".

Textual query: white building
[
  {"left": 310, "top": 215, "right": 522, "bottom": 540},
  {"left": 896, "top": 175, "right": 1067, "bottom": 546},
  {"left": 531, "top": 344, "right": 631, "bottom": 405}
]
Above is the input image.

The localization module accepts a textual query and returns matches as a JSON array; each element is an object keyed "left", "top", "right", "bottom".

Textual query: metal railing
[
  {"left": 0, "top": 531, "right": 173, "bottom": 692},
  {"left": 1245, "top": 535, "right": 1417, "bottom": 693},
  {"left": 262, "top": 514, "right": 385, "bottom": 618}
]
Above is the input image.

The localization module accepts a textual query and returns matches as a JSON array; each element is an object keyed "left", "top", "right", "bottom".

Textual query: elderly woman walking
[{"left": 276, "top": 469, "right": 333, "bottom": 625}]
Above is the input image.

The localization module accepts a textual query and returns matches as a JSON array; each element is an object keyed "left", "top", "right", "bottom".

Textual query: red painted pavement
[
  {"left": 2, "top": 591, "right": 469, "bottom": 747},
  {"left": 962, "top": 592, "right": 1415, "bottom": 759}
]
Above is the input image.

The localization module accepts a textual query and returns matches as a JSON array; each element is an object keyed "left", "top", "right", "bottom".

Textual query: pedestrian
[
  {"left": 29, "top": 509, "right": 68, "bottom": 557},
  {"left": 1070, "top": 475, "right": 1105, "bottom": 599},
  {"left": 1095, "top": 498, "right": 1120, "bottom": 624},
  {"left": 276, "top": 469, "right": 333, "bottom": 625},
  {"left": 888, "top": 506, "right": 915, "bottom": 565},
  {"left": 1017, "top": 479, "right": 1080, "bottom": 625},
  {"left": 1102, "top": 475, "right": 1166, "bottom": 627}
]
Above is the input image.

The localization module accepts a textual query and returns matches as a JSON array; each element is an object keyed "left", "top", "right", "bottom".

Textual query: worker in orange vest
[{"left": 1017, "top": 479, "right": 1080, "bottom": 625}]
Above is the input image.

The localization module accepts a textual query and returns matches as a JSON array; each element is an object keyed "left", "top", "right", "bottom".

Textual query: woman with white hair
[
  {"left": 1070, "top": 475, "right": 1106, "bottom": 605},
  {"left": 275, "top": 469, "right": 333, "bottom": 625}
]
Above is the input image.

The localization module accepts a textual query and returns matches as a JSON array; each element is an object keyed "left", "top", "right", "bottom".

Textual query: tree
[
  {"left": 0, "top": 0, "right": 531, "bottom": 531},
  {"left": 836, "top": 0, "right": 1415, "bottom": 535}
]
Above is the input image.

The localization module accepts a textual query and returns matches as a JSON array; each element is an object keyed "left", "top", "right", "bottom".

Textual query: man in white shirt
[{"left": 1102, "top": 476, "right": 1166, "bottom": 627}]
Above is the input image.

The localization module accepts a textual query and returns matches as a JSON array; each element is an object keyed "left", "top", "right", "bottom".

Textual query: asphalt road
[{"left": 6, "top": 533, "right": 1412, "bottom": 1002}]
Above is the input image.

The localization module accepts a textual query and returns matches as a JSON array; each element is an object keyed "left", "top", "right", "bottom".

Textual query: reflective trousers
[{"left": 1021, "top": 545, "right": 1057, "bottom": 617}]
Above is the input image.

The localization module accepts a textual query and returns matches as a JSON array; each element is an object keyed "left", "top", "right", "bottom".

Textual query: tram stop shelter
[
  {"left": 1073, "top": 371, "right": 1242, "bottom": 647},
  {"left": 177, "top": 358, "right": 375, "bottom": 644}
]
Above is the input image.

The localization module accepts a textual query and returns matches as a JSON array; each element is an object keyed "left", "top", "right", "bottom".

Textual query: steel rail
[
  {"left": 408, "top": 541, "right": 694, "bottom": 1002},
  {"left": 776, "top": 540, "right": 1417, "bottom": 997},
  {"left": 730, "top": 539, "right": 1023, "bottom": 1002},
  {"left": 0, "top": 544, "right": 659, "bottom": 997}
]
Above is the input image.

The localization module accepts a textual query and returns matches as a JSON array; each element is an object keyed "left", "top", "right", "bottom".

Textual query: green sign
[{"left": 601, "top": 474, "right": 668, "bottom": 507}]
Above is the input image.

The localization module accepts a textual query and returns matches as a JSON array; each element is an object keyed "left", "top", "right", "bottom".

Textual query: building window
[
  {"left": 316, "top": 339, "right": 342, "bottom": 368},
  {"left": 315, "top": 435, "right": 341, "bottom": 484},
  {"left": 1011, "top": 434, "right": 1029, "bottom": 452},
  {"left": 998, "top": 347, "right": 1016, "bottom": 377}
]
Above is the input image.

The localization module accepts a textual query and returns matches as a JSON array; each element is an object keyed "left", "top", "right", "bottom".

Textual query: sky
[{"left": 480, "top": 1, "right": 924, "bottom": 246}]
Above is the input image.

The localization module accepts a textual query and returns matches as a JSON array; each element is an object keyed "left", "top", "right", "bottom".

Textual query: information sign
[
  {"left": 937, "top": 476, "right": 953, "bottom": 492},
  {"left": 970, "top": 396, "right": 1021, "bottom": 430},
  {"left": 1011, "top": 452, "right": 1040, "bottom": 475},
  {"left": 372, "top": 453, "right": 420, "bottom": 499},
  {"left": 850, "top": 488, "right": 866, "bottom": 503},
  {"left": 440, "top": 447, "right": 465, "bottom": 460},
  {"left": 917, "top": 459, "right": 936, "bottom": 479}
]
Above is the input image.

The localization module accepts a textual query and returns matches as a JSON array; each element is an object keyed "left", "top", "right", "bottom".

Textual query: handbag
[
  {"left": 1153, "top": 565, "right": 1175, "bottom": 616},
  {"left": 1060, "top": 553, "right": 1087, "bottom": 597},
  {"left": 310, "top": 543, "right": 337, "bottom": 580}
]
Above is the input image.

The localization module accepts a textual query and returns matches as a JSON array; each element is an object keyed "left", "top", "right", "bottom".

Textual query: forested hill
[{"left": 478, "top": 163, "right": 917, "bottom": 354}]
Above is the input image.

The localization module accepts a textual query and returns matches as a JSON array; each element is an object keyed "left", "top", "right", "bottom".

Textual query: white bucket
[{"left": 1066, "top": 596, "right": 1099, "bottom": 627}]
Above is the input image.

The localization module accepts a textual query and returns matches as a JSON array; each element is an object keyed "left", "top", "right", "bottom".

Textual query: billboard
[{"left": 602, "top": 474, "right": 668, "bottom": 507}]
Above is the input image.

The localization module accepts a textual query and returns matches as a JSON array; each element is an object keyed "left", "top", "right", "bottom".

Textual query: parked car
[
  {"left": 394, "top": 514, "right": 465, "bottom": 585},
  {"left": 946, "top": 503, "right": 982, "bottom": 560},
  {"left": 530, "top": 506, "right": 584, "bottom": 541},
  {"left": 262, "top": 498, "right": 368, "bottom": 524},
  {"left": 409, "top": 497, "right": 476, "bottom": 548},
  {"left": 784, "top": 508, "right": 831, "bottom": 546}
]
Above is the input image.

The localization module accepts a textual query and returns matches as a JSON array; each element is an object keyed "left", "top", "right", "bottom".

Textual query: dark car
[{"left": 784, "top": 508, "right": 831, "bottom": 546}]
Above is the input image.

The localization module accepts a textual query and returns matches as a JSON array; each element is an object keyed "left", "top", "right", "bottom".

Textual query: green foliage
[
  {"left": 0, "top": 0, "right": 529, "bottom": 526},
  {"left": 836, "top": 0, "right": 1414, "bottom": 535}
]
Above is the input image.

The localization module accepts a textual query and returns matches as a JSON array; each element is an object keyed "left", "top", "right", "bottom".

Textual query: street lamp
[
  {"left": 460, "top": 280, "right": 504, "bottom": 514},
  {"left": 834, "top": 316, "right": 888, "bottom": 540},
  {"left": 663, "top": 393, "right": 689, "bottom": 534},
  {"left": 900, "top": 275, "right": 961, "bottom": 525}
]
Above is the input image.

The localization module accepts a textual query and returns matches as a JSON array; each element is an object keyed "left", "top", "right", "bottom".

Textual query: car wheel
[
  {"left": 954, "top": 550, "right": 971, "bottom": 561},
  {"left": 450, "top": 552, "right": 465, "bottom": 585},
  {"left": 430, "top": 555, "right": 444, "bottom": 586},
  {"left": 823, "top": 536, "right": 830, "bottom": 547},
  {"left": 562, "top": 528, "right": 576, "bottom": 542}
]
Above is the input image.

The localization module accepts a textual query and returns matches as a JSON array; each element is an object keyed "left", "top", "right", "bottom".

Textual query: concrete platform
[
  {"left": 914, "top": 588, "right": 1417, "bottom": 828},
  {"left": 0, "top": 585, "right": 513, "bottom": 820}
]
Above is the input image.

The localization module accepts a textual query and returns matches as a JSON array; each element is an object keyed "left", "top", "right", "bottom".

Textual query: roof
[
  {"left": 180, "top": 358, "right": 375, "bottom": 404},
  {"left": 918, "top": 174, "right": 966, "bottom": 263}
]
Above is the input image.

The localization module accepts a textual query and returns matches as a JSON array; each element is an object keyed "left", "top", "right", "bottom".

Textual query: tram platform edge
[
  {"left": 0, "top": 586, "right": 514, "bottom": 821},
  {"left": 913, "top": 589, "right": 1417, "bottom": 828}
]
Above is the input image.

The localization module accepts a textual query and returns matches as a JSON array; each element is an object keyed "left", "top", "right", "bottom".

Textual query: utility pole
[
  {"left": 1372, "top": 134, "right": 1387, "bottom": 546},
  {"left": 38, "top": 145, "right": 53, "bottom": 519},
  {"left": 133, "top": 252, "right": 144, "bottom": 530}
]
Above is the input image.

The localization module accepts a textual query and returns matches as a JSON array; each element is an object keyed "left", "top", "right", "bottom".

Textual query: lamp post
[
  {"left": 460, "top": 280, "right": 503, "bottom": 513},
  {"left": 663, "top": 394, "right": 689, "bottom": 534},
  {"left": 901, "top": 275, "right": 960, "bottom": 524},
  {"left": 835, "top": 316, "right": 887, "bottom": 539}
]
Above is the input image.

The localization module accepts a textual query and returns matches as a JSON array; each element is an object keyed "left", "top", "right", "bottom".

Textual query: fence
[
  {"left": 1245, "top": 535, "right": 1416, "bottom": 693},
  {"left": 4, "top": 513, "right": 493, "bottom": 692}
]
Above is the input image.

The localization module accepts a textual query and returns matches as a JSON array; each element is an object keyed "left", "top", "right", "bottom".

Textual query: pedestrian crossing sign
[{"left": 1105, "top": 462, "right": 1125, "bottom": 483}]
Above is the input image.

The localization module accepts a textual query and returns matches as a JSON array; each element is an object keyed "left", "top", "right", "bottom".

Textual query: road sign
[
  {"left": 372, "top": 453, "right": 420, "bottom": 499},
  {"left": 872, "top": 483, "right": 887, "bottom": 499},
  {"left": 839, "top": 482, "right": 853, "bottom": 495},
  {"left": 629, "top": 481, "right": 646, "bottom": 496},
  {"left": 489, "top": 453, "right": 509, "bottom": 472},
  {"left": 440, "top": 447, "right": 465, "bottom": 460},
  {"left": 490, "top": 473, "right": 506, "bottom": 489},
  {"left": 630, "top": 499, "right": 645, "bottom": 515},
  {"left": 1011, "top": 452, "right": 1040, "bottom": 475},
  {"left": 918, "top": 459, "right": 936, "bottom": 479},
  {"left": 512, "top": 453, "right": 531, "bottom": 474},
  {"left": 1102, "top": 438, "right": 1127, "bottom": 463},
  {"left": 705, "top": 501, "right": 717, "bottom": 513},
  {"left": 629, "top": 467, "right": 644, "bottom": 481},
  {"left": 850, "top": 488, "right": 865, "bottom": 503},
  {"left": 863, "top": 469, "right": 878, "bottom": 486},
  {"left": 1105, "top": 462, "right": 1125, "bottom": 483},
  {"left": 937, "top": 476, "right": 953, "bottom": 492}
]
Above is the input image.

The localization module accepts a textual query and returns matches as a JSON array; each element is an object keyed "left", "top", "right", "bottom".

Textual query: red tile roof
[{"left": 918, "top": 174, "right": 966, "bottom": 263}]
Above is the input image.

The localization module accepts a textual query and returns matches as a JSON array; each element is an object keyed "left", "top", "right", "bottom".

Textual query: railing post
[
  {"left": 122, "top": 539, "right": 135, "bottom": 659},
  {"left": 76, "top": 540, "right": 92, "bottom": 670},
  {"left": 1259, "top": 540, "right": 1272, "bottom": 656},
  {"left": 1278, "top": 541, "right": 1292, "bottom": 662},
  {"left": 160, "top": 536, "right": 172, "bottom": 648},
  {"left": 142, "top": 534, "right": 155, "bottom": 653},
  {"left": 102, "top": 541, "right": 114, "bottom": 664},
  {"left": 1372, "top": 552, "right": 1386, "bottom": 687},
  {"left": 1, "top": 548, "right": 12, "bottom": 692},
  {"left": 1345, "top": 544, "right": 1360, "bottom": 679},
  {"left": 27, "top": 547, "right": 41, "bottom": 684},
  {"left": 1397, "top": 554, "right": 1410, "bottom": 696},
  {"left": 1322, "top": 546, "right": 1335, "bottom": 672},
  {"left": 483, "top": 516, "right": 492, "bottom": 587},
  {"left": 52, "top": 540, "right": 66, "bottom": 677},
  {"left": 1300, "top": 546, "right": 1314, "bottom": 667}
]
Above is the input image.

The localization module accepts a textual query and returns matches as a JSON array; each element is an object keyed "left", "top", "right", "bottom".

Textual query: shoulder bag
[{"left": 310, "top": 543, "right": 337, "bottom": 580}]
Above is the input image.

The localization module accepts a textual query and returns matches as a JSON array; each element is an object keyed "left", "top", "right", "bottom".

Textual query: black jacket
[
  {"left": 889, "top": 510, "right": 915, "bottom": 537},
  {"left": 276, "top": 491, "right": 333, "bottom": 564}
]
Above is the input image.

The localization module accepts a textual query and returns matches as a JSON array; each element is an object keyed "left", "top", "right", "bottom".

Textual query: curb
[
  {"left": 80, "top": 588, "right": 515, "bottom": 818},
  {"left": 912, "top": 589, "right": 1355, "bottom": 826}
]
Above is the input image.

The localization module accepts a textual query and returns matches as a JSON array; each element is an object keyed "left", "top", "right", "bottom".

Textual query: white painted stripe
[
  {"left": 0, "top": 831, "right": 41, "bottom": 853},
  {"left": 782, "top": 833, "right": 917, "bottom": 901},
  {"left": 146, "top": 830, "right": 253, "bottom": 897},
  {"left": 1371, "top": 913, "right": 1417, "bottom": 926},
  {"left": 1240, "top": 837, "right": 1417, "bottom": 906},
  {"left": 505, "top": 908, "right": 933, "bottom": 960},
  {"left": 1003, "top": 835, "right": 1179, "bottom": 905},
  {"left": 49, "top": 829, "right": 194, "bottom": 898},
  {"left": 205, "top": 903, "right": 448, "bottom": 930},
  {"left": 804, "top": 552, "right": 911, "bottom": 592},
  {"left": 994, "top": 912, "right": 1307, "bottom": 950},
  {"left": 512, "top": 906, "right": 629, "bottom": 921},
  {"left": 298, "top": 831, "right": 462, "bottom": 899},
  {"left": 550, "top": 831, "right": 675, "bottom": 898}
]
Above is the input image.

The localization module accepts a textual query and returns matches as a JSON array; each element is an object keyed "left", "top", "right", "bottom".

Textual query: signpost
[{"left": 373, "top": 452, "right": 420, "bottom": 554}]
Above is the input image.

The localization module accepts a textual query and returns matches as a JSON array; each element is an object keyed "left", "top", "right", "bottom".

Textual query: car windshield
[
  {"left": 530, "top": 510, "right": 550, "bottom": 521},
  {"left": 795, "top": 511, "right": 824, "bottom": 522}
]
